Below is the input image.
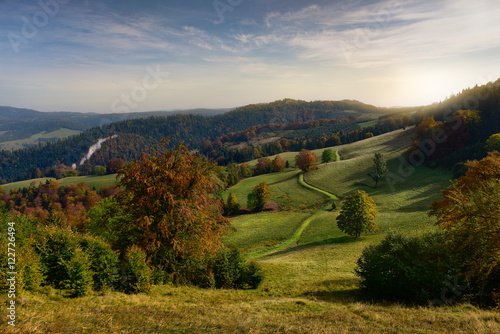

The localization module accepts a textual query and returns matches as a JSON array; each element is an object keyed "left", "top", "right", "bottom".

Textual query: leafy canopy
[
  {"left": 367, "top": 152, "right": 388, "bottom": 188},
  {"left": 337, "top": 190, "right": 378, "bottom": 238},
  {"left": 321, "top": 149, "right": 335, "bottom": 163},
  {"left": 116, "top": 140, "right": 231, "bottom": 269},
  {"left": 430, "top": 151, "right": 500, "bottom": 289},
  {"left": 247, "top": 182, "right": 271, "bottom": 212},
  {"left": 295, "top": 149, "right": 318, "bottom": 173}
]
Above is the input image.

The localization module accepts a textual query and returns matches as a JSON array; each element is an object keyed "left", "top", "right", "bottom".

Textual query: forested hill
[
  {"left": 0, "top": 106, "right": 229, "bottom": 149},
  {"left": 416, "top": 78, "right": 500, "bottom": 138},
  {"left": 408, "top": 78, "right": 500, "bottom": 171},
  {"left": 0, "top": 99, "right": 418, "bottom": 182}
]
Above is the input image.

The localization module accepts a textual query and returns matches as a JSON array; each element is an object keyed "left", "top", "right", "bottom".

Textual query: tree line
[{"left": 0, "top": 99, "right": 415, "bottom": 183}]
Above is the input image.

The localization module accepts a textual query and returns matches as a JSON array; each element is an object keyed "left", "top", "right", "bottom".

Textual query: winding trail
[{"left": 247, "top": 173, "right": 339, "bottom": 259}]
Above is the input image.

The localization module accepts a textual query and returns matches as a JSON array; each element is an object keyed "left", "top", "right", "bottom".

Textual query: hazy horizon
[{"left": 1, "top": 0, "right": 500, "bottom": 114}]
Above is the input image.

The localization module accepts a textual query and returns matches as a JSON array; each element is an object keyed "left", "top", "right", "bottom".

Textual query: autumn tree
[
  {"left": 271, "top": 155, "right": 285, "bottom": 172},
  {"left": 92, "top": 165, "right": 107, "bottom": 176},
  {"left": 224, "top": 193, "right": 240, "bottom": 216},
  {"left": 238, "top": 163, "right": 252, "bottom": 179},
  {"left": 321, "top": 149, "right": 335, "bottom": 163},
  {"left": 247, "top": 182, "right": 271, "bottom": 212},
  {"left": 255, "top": 157, "right": 271, "bottom": 175},
  {"left": 115, "top": 141, "right": 231, "bottom": 278},
  {"left": 486, "top": 133, "right": 500, "bottom": 152},
  {"left": 367, "top": 153, "right": 388, "bottom": 188},
  {"left": 107, "top": 158, "right": 126, "bottom": 174},
  {"left": 295, "top": 149, "right": 318, "bottom": 173},
  {"left": 430, "top": 151, "right": 500, "bottom": 292},
  {"left": 337, "top": 190, "right": 378, "bottom": 238}
]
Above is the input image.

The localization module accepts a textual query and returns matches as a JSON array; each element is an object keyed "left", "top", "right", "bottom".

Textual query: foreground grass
[{"left": 2, "top": 280, "right": 500, "bottom": 333}]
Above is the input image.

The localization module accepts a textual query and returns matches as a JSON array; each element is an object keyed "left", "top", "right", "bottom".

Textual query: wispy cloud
[{"left": 1, "top": 0, "right": 499, "bottom": 112}]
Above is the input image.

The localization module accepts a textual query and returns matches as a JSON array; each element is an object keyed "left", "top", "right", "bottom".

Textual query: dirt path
[{"left": 248, "top": 173, "right": 338, "bottom": 259}]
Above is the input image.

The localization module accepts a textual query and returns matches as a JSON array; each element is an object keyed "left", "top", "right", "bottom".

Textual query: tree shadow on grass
[
  {"left": 267, "top": 172, "right": 300, "bottom": 186},
  {"left": 302, "top": 278, "right": 366, "bottom": 304},
  {"left": 259, "top": 235, "right": 364, "bottom": 259},
  {"left": 354, "top": 181, "right": 375, "bottom": 189},
  {"left": 303, "top": 278, "right": 411, "bottom": 306}
]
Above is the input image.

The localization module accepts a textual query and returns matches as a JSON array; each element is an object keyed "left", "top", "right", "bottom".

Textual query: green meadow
[
  {"left": 2, "top": 128, "right": 500, "bottom": 333},
  {"left": 2, "top": 174, "right": 118, "bottom": 193}
]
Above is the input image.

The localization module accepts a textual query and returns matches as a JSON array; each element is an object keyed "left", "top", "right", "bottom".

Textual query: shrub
[
  {"left": 241, "top": 261, "right": 264, "bottom": 289},
  {"left": 121, "top": 246, "right": 152, "bottom": 294},
  {"left": 224, "top": 193, "right": 241, "bottom": 216},
  {"left": 0, "top": 215, "right": 43, "bottom": 294},
  {"left": 17, "top": 244, "right": 44, "bottom": 293},
  {"left": 213, "top": 248, "right": 264, "bottom": 289},
  {"left": 263, "top": 201, "right": 279, "bottom": 212},
  {"left": 62, "top": 247, "right": 93, "bottom": 297},
  {"left": 247, "top": 182, "right": 271, "bottom": 212},
  {"left": 355, "top": 231, "right": 461, "bottom": 304},
  {"left": 36, "top": 227, "right": 79, "bottom": 289},
  {"left": 173, "top": 257, "right": 214, "bottom": 288},
  {"left": 79, "top": 235, "right": 119, "bottom": 291},
  {"left": 85, "top": 197, "right": 136, "bottom": 254}
]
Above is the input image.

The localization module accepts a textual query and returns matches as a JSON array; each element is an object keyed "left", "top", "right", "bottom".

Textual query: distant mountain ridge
[{"left": 0, "top": 98, "right": 420, "bottom": 182}]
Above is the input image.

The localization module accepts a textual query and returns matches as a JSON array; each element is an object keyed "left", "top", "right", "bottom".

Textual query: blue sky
[{"left": 1, "top": 0, "right": 500, "bottom": 113}]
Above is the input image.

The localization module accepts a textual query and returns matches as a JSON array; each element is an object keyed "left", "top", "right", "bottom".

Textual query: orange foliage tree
[
  {"left": 430, "top": 151, "right": 500, "bottom": 289},
  {"left": 271, "top": 155, "right": 285, "bottom": 172},
  {"left": 295, "top": 149, "right": 318, "bottom": 172},
  {"left": 0, "top": 181, "right": 100, "bottom": 228},
  {"left": 116, "top": 141, "right": 231, "bottom": 274}
]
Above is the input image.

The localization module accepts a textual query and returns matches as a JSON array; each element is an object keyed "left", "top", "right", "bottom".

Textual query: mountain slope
[
  {"left": 0, "top": 99, "right": 416, "bottom": 182},
  {"left": 0, "top": 106, "right": 230, "bottom": 150}
]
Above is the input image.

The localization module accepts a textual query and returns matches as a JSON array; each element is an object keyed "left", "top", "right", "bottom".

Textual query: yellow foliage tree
[{"left": 337, "top": 190, "right": 378, "bottom": 238}]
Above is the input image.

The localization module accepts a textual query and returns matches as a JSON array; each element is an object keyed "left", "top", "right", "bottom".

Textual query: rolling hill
[
  {"left": 4, "top": 126, "right": 500, "bottom": 333},
  {"left": 0, "top": 106, "right": 230, "bottom": 151},
  {"left": 0, "top": 99, "right": 418, "bottom": 183}
]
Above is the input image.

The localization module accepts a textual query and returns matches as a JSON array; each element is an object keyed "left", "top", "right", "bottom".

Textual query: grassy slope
[
  {"left": 0, "top": 128, "right": 82, "bottom": 151},
  {"left": 3, "top": 128, "right": 500, "bottom": 333},
  {"left": 2, "top": 174, "right": 118, "bottom": 192}
]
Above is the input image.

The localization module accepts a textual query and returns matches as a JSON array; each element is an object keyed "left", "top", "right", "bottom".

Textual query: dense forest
[
  {"left": 0, "top": 99, "right": 413, "bottom": 183},
  {"left": 408, "top": 78, "right": 500, "bottom": 174}
]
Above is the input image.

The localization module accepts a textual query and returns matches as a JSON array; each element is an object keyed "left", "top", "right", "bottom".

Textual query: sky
[{"left": 1, "top": 0, "right": 500, "bottom": 113}]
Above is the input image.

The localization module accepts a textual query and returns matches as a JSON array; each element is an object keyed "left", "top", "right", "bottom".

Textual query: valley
[{"left": 3, "top": 126, "right": 499, "bottom": 333}]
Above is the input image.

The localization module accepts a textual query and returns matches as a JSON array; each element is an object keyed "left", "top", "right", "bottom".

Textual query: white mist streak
[{"left": 72, "top": 134, "right": 118, "bottom": 169}]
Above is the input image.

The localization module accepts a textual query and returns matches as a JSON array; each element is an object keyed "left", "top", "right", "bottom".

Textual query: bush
[
  {"left": 224, "top": 193, "right": 241, "bottom": 216},
  {"left": 355, "top": 231, "right": 461, "bottom": 304},
  {"left": 36, "top": 227, "right": 79, "bottom": 289},
  {"left": 17, "top": 244, "right": 44, "bottom": 293},
  {"left": 79, "top": 235, "right": 119, "bottom": 291},
  {"left": 62, "top": 247, "right": 93, "bottom": 297},
  {"left": 173, "top": 257, "right": 214, "bottom": 288},
  {"left": 241, "top": 261, "right": 264, "bottom": 289},
  {"left": 0, "top": 215, "right": 43, "bottom": 294},
  {"left": 121, "top": 246, "right": 152, "bottom": 294},
  {"left": 213, "top": 248, "right": 264, "bottom": 289},
  {"left": 263, "top": 201, "right": 279, "bottom": 212}
]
